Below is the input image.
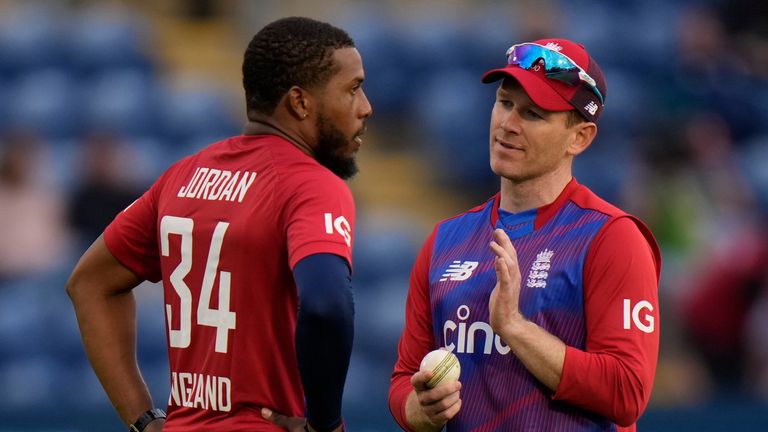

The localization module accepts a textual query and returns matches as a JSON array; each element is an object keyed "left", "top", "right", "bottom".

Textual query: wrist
[
  {"left": 305, "top": 418, "right": 345, "bottom": 432},
  {"left": 496, "top": 314, "right": 529, "bottom": 346},
  {"left": 128, "top": 408, "right": 166, "bottom": 432}
]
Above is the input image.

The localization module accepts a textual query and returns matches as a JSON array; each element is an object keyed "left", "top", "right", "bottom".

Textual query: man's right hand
[
  {"left": 405, "top": 370, "right": 462, "bottom": 431},
  {"left": 261, "top": 408, "right": 345, "bottom": 432}
]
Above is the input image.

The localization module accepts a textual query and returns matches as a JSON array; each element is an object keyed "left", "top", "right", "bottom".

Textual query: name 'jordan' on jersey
[
  {"left": 390, "top": 179, "right": 661, "bottom": 432},
  {"left": 103, "top": 135, "right": 355, "bottom": 432}
]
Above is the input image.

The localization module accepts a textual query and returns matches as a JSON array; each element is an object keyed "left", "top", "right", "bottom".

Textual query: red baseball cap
[{"left": 481, "top": 38, "right": 607, "bottom": 122}]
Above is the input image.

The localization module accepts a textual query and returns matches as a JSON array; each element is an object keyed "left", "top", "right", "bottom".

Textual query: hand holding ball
[{"left": 419, "top": 349, "right": 460, "bottom": 388}]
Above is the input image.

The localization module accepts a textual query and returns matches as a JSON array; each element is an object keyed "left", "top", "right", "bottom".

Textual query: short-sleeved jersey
[
  {"left": 104, "top": 135, "right": 355, "bottom": 431},
  {"left": 390, "top": 179, "right": 660, "bottom": 431}
]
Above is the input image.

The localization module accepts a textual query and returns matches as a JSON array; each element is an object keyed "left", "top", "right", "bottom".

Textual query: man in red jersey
[
  {"left": 389, "top": 38, "right": 660, "bottom": 431},
  {"left": 67, "top": 17, "right": 371, "bottom": 432}
]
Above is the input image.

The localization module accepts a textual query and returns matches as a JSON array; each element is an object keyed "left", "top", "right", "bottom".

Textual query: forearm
[
  {"left": 498, "top": 317, "right": 566, "bottom": 392},
  {"left": 388, "top": 374, "right": 414, "bottom": 430},
  {"left": 554, "top": 346, "right": 649, "bottom": 426},
  {"left": 296, "top": 306, "right": 353, "bottom": 431},
  {"left": 66, "top": 237, "right": 154, "bottom": 426},
  {"left": 69, "top": 286, "right": 153, "bottom": 424}
]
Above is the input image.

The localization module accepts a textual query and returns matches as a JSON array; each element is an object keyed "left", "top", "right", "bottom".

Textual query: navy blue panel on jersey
[{"left": 293, "top": 253, "right": 353, "bottom": 432}]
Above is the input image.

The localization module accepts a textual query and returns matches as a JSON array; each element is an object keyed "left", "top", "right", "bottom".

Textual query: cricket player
[
  {"left": 389, "top": 38, "right": 661, "bottom": 432},
  {"left": 68, "top": 17, "right": 372, "bottom": 432}
]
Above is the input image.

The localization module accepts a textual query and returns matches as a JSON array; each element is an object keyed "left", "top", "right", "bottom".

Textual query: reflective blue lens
[{"left": 506, "top": 43, "right": 604, "bottom": 104}]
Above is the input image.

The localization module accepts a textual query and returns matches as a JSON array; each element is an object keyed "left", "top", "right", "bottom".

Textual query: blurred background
[{"left": 0, "top": 0, "right": 766, "bottom": 430}]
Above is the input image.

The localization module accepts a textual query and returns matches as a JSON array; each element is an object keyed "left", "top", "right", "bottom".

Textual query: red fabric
[
  {"left": 388, "top": 229, "right": 437, "bottom": 431},
  {"left": 104, "top": 135, "right": 355, "bottom": 431},
  {"left": 103, "top": 176, "right": 164, "bottom": 282},
  {"left": 552, "top": 217, "right": 660, "bottom": 428}
]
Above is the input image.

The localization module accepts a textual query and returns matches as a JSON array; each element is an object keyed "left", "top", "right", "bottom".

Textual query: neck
[
  {"left": 243, "top": 116, "right": 314, "bottom": 157},
  {"left": 499, "top": 166, "right": 572, "bottom": 213}
]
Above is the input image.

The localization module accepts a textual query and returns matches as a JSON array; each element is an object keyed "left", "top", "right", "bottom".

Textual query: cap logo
[
  {"left": 543, "top": 42, "right": 563, "bottom": 52},
  {"left": 585, "top": 101, "right": 599, "bottom": 115}
]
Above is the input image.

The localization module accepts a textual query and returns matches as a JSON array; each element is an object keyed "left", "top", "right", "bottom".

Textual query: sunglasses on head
[{"left": 506, "top": 43, "right": 605, "bottom": 105}]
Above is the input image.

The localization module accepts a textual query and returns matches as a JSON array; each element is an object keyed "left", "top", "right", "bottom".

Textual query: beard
[{"left": 314, "top": 114, "right": 359, "bottom": 180}]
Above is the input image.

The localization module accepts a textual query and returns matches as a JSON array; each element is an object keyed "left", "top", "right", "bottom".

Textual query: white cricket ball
[{"left": 419, "top": 349, "right": 460, "bottom": 388}]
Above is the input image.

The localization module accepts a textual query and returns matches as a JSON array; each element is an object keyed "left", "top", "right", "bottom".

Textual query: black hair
[{"left": 242, "top": 17, "right": 355, "bottom": 115}]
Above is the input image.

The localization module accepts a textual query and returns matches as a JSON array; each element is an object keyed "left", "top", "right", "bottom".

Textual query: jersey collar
[{"left": 489, "top": 177, "right": 581, "bottom": 232}]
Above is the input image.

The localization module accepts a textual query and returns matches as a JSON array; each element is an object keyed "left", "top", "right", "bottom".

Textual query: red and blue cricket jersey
[
  {"left": 104, "top": 135, "right": 355, "bottom": 431},
  {"left": 390, "top": 179, "right": 661, "bottom": 431}
]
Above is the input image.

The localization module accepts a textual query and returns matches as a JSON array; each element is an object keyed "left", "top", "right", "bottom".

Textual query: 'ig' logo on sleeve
[
  {"left": 623, "top": 299, "right": 654, "bottom": 333},
  {"left": 324, "top": 213, "right": 351, "bottom": 247}
]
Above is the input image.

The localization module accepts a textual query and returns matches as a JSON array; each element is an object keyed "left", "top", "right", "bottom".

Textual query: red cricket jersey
[{"left": 104, "top": 135, "right": 355, "bottom": 431}]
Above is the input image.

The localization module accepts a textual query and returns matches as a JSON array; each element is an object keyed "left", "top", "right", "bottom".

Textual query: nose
[
  {"left": 359, "top": 89, "right": 373, "bottom": 119},
  {"left": 498, "top": 108, "right": 521, "bottom": 134}
]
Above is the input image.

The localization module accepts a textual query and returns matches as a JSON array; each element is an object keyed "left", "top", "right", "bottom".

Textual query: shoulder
[
  {"left": 569, "top": 183, "right": 626, "bottom": 218},
  {"left": 283, "top": 163, "right": 352, "bottom": 203},
  {"left": 435, "top": 194, "right": 497, "bottom": 232},
  {"left": 266, "top": 141, "right": 351, "bottom": 198},
  {"left": 571, "top": 183, "right": 657, "bottom": 248},
  {"left": 578, "top": 209, "right": 661, "bottom": 278},
  {"left": 570, "top": 182, "right": 661, "bottom": 270}
]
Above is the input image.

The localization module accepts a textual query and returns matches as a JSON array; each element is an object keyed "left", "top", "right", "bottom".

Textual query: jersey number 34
[{"left": 160, "top": 215, "right": 236, "bottom": 354}]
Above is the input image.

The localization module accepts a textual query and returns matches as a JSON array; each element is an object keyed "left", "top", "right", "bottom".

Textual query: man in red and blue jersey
[
  {"left": 389, "top": 38, "right": 661, "bottom": 432},
  {"left": 67, "top": 17, "right": 372, "bottom": 432}
]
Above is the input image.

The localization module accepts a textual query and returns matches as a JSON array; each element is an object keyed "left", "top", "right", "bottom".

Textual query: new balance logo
[
  {"left": 526, "top": 249, "right": 554, "bottom": 288},
  {"left": 584, "top": 101, "right": 599, "bottom": 115},
  {"left": 440, "top": 261, "right": 479, "bottom": 282}
]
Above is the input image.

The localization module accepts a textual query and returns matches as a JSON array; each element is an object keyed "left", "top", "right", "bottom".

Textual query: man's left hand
[
  {"left": 261, "top": 408, "right": 308, "bottom": 432},
  {"left": 489, "top": 228, "right": 524, "bottom": 336}
]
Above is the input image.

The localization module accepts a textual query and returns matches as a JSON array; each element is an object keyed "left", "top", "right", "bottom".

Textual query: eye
[
  {"left": 525, "top": 109, "right": 543, "bottom": 119},
  {"left": 498, "top": 99, "right": 513, "bottom": 108}
]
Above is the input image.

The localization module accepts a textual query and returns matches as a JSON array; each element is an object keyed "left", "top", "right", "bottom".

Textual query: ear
[
  {"left": 567, "top": 122, "right": 597, "bottom": 156},
  {"left": 285, "top": 85, "right": 313, "bottom": 120}
]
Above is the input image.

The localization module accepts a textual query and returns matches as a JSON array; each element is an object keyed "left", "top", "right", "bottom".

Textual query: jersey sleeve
[
  {"left": 294, "top": 254, "right": 354, "bottom": 431},
  {"left": 552, "top": 216, "right": 661, "bottom": 427},
  {"left": 284, "top": 173, "right": 355, "bottom": 269},
  {"left": 388, "top": 228, "right": 437, "bottom": 431},
  {"left": 103, "top": 180, "right": 163, "bottom": 283}
]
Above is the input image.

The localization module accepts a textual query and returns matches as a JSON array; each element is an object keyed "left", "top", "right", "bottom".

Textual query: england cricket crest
[{"left": 526, "top": 249, "right": 554, "bottom": 288}]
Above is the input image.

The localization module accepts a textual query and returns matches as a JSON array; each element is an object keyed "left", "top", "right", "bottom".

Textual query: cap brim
[{"left": 481, "top": 67, "right": 574, "bottom": 112}]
